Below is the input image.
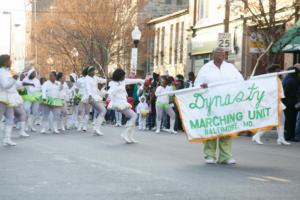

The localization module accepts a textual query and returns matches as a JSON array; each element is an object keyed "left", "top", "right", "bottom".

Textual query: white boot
[
  {"left": 60, "top": 117, "right": 67, "bottom": 132},
  {"left": 28, "top": 116, "right": 37, "bottom": 132},
  {"left": 277, "top": 128, "right": 290, "bottom": 145},
  {"left": 169, "top": 119, "right": 177, "bottom": 134},
  {"left": 94, "top": 117, "right": 104, "bottom": 136},
  {"left": 19, "top": 122, "right": 30, "bottom": 137},
  {"left": 53, "top": 121, "right": 60, "bottom": 134},
  {"left": 252, "top": 131, "right": 264, "bottom": 145},
  {"left": 3, "top": 126, "right": 17, "bottom": 146},
  {"left": 155, "top": 120, "right": 161, "bottom": 133},
  {"left": 121, "top": 127, "right": 132, "bottom": 144},
  {"left": 128, "top": 126, "right": 138, "bottom": 143},
  {"left": 82, "top": 115, "right": 89, "bottom": 132},
  {"left": 40, "top": 121, "right": 48, "bottom": 134}
]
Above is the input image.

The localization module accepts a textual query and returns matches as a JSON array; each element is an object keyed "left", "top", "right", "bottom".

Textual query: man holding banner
[{"left": 194, "top": 48, "right": 244, "bottom": 164}]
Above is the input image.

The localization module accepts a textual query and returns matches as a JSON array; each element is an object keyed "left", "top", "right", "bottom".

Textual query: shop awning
[{"left": 272, "top": 20, "right": 300, "bottom": 53}]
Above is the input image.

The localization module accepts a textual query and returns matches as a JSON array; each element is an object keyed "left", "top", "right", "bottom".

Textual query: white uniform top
[
  {"left": 194, "top": 61, "right": 244, "bottom": 86},
  {"left": 59, "top": 82, "right": 69, "bottom": 102},
  {"left": 155, "top": 85, "right": 174, "bottom": 104},
  {"left": 22, "top": 77, "right": 41, "bottom": 95},
  {"left": 84, "top": 75, "right": 106, "bottom": 102},
  {"left": 76, "top": 77, "right": 86, "bottom": 97},
  {"left": 42, "top": 80, "right": 62, "bottom": 99},
  {"left": 108, "top": 79, "right": 144, "bottom": 109},
  {"left": 136, "top": 101, "right": 149, "bottom": 114},
  {"left": 0, "top": 67, "right": 23, "bottom": 106}
]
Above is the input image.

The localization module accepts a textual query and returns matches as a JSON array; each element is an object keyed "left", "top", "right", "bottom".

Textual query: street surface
[{"left": 0, "top": 126, "right": 299, "bottom": 200}]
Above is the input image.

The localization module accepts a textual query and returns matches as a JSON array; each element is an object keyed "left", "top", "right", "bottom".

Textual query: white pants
[{"left": 138, "top": 114, "right": 147, "bottom": 129}]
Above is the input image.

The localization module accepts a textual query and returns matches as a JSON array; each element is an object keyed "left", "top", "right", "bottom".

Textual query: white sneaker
[
  {"left": 224, "top": 159, "right": 236, "bottom": 165},
  {"left": 277, "top": 138, "right": 291, "bottom": 145},
  {"left": 121, "top": 134, "right": 132, "bottom": 144},
  {"left": 82, "top": 126, "right": 87, "bottom": 132},
  {"left": 205, "top": 158, "right": 216, "bottom": 164},
  {"left": 20, "top": 132, "right": 30, "bottom": 137},
  {"left": 130, "top": 138, "right": 139, "bottom": 143},
  {"left": 3, "top": 138, "right": 17, "bottom": 146},
  {"left": 252, "top": 134, "right": 263, "bottom": 145},
  {"left": 53, "top": 129, "right": 60, "bottom": 134},
  {"left": 155, "top": 128, "right": 160, "bottom": 134},
  {"left": 94, "top": 129, "right": 104, "bottom": 136},
  {"left": 170, "top": 130, "right": 178, "bottom": 134}
]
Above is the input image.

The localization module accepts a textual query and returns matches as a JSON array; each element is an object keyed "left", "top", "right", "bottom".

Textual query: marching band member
[
  {"left": 252, "top": 66, "right": 290, "bottom": 145},
  {"left": 84, "top": 66, "right": 107, "bottom": 136},
  {"left": 0, "top": 55, "right": 27, "bottom": 146},
  {"left": 22, "top": 68, "right": 41, "bottom": 132},
  {"left": 108, "top": 68, "right": 144, "bottom": 143},
  {"left": 67, "top": 73, "right": 79, "bottom": 129},
  {"left": 194, "top": 47, "right": 244, "bottom": 164},
  {"left": 136, "top": 96, "right": 149, "bottom": 131},
  {"left": 77, "top": 68, "right": 89, "bottom": 132},
  {"left": 56, "top": 72, "right": 68, "bottom": 132},
  {"left": 41, "top": 71, "right": 64, "bottom": 134},
  {"left": 155, "top": 76, "right": 177, "bottom": 134}
]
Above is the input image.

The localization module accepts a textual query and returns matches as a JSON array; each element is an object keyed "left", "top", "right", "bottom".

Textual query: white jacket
[
  {"left": 155, "top": 85, "right": 173, "bottom": 104},
  {"left": 42, "top": 80, "right": 63, "bottom": 100},
  {"left": 136, "top": 102, "right": 149, "bottom": 114},
  {"left": 0, "top": 67, "right": 23, "bottom": 106},
  {"left": 194, "top": 61, "right": 244, "bottom": 86},
  {"left": 108, "top": 79, "right": 144, "bottom": 110},
  {"left": 22, "top": 77, "right": 41, "bottom": 95},
  {"left": 84, "top": 75, "right": 106, "bottom": 102},
  {"left": 76, "top": 77, "right": 86, "bottom": 97}
]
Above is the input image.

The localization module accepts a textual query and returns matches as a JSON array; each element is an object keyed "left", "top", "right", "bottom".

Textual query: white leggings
[
  {"left": 42, "top": 105, "right": 62, "bottom": 124},
  {"left": 156, "top": 105, "right": 175, "bottom": 121},
  {"left": 14, "top": 105, "right": 27, "bottom": 123},
  {"left": 23, "top": 101, "right": 39, "bottom": 116},
  {"left": 120, "top": 109, "right": 137, "bottom": 126},
  {"left": 0, "top": 102, "right": 14, "bottom": 125},
  {"left": 90, "top": 101, "right": 107, "bottom": 118}
]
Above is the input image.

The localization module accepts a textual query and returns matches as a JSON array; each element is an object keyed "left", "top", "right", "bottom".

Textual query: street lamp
[
  {"left": 70, "top": 47, "right": 79, "bottom": 72},
  {"left": 3, "top": 11, "right": 12, "bottom": 55},
  {"left": 130, "top": 26, "right": 141, "bottom": 76}
]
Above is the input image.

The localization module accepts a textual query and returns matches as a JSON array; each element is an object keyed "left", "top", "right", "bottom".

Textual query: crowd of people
[
  {"left": 0, "top": 51, "right": 300, "bottom": 158},
  {"left": 0, "top": 54, "right": 193, "bottom": 146}
]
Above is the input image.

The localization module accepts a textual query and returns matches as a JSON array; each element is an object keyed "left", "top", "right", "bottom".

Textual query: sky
[
  {"left": 0, "top": 0, "right": 26, "bottom": 54},
  {"left": 0, "top": 0, "right": 27, "bottom": 72}
]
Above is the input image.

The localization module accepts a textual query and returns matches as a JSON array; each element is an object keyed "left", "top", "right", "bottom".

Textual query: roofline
[{"left": 147, "top": 9, "right": 189, "bottom": 25}]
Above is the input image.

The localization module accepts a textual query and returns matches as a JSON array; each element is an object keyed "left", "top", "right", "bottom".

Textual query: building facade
[{"left": 147, "top": 9, "right": 191, "bottom": 76}]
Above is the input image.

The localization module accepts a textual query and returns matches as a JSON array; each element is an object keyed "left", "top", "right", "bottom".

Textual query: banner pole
[{"left": 156, "top": 70, "right": 296, "bottom": 97}]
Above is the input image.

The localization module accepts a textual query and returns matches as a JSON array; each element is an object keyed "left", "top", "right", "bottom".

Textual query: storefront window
[{"left": 194, "top": 53, "right": 211, "bottom": 74}]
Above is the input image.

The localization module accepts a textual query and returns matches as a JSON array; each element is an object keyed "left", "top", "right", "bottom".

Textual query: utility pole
[
  {"left": 296, "top": 0, "right": 300, "bottom": 22},
  {"left": 224, "top": 0, "right": 231, "bottom": 59}
]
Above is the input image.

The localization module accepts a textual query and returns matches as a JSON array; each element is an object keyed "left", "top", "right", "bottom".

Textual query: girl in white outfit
[
  {"left": 67, "top": 73, "right": 79, "bottom": 129},
  {"left": 136, "top": 96, "right": 149, "bottom": 131},
  {"left": 22, "top": 69, "right": 41, "bottom": 132},
  {"left": 155, "top": 76, "right": 177, "bottom": 134},
  {"left": 56, "top": 72, "right": 69, "bottom": 132},
  {"left": 41, "top": 72, "right": 64, "bottom": 134},
  {"left": 84, "top": 66, "right": 107, "bottom": 136},
  {"left": 108, "top": 69, "right": 144, "bottom": 143},
  {"left": 252, "top": 78, "right": 290, "bottom": 145},
  {"left": 0, "top": 55, "right": 27, "bottom": 146},
  {"left": 77, "top": 68, "right": 89, "bottom": 132}
]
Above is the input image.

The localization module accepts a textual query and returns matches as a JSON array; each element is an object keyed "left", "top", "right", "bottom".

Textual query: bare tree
[{"left": 35, "top": 0, "right": 147, "bottom": 76}]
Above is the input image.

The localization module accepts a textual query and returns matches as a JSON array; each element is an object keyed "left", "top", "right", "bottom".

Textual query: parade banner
[{"left": 175, "top": 76, "right": 280, "bottom": 143}]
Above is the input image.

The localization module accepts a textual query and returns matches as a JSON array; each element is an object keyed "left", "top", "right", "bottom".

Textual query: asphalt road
[{"left": 0, "top": 126, "right": 299, "bottom": 200}]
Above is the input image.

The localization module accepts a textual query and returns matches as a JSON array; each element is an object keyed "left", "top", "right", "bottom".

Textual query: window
[
  {"left": 179, "top": 22, "right": 184, "bottom": 63},
  {"left": 161, "top": 27, "right": 165, "bottom": 65},
  {"left": 177, "top": 0, "right": 183, "bottom": 5},
  {"left": 156, "top": 28, "right": 160, "bottom": 66},
  {"left": 169, "top": 24, "right": 173, "bottom": 64},
  {"left": 198, "top": 0, "right": 209, "bottom": 20},
  {"left": 174, "top": 23, "right": 179, "bottom": 64}
]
